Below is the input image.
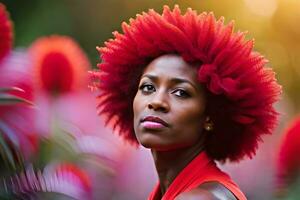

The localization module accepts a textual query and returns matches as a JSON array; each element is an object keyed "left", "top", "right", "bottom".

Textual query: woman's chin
[
  {"left": 140, "top": 139, "right": 198, "bottom": 153},
  {"left": 138, "top": 135, "right": 160, "bottom": 149},
  {"left": 138, "top": 135, "right": 168, "bottom": 150},
  {"left": 138, "top": 136, "right": 180, "bottom": 151}
]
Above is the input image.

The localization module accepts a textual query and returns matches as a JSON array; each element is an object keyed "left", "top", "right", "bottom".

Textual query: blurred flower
[
  {"left": 50, "top": 163, "right": 92, "bottom": 196},
  {"left": 0, "top": 50, "right": 37, "bottom": 160},
  {"left": 277, "top": 116, "right": 300, "bottom": 196},
  {"left": 41, "top": 90, "right": 130, "bottom": 166},
  {"left": 29, "top": 35, "right": 90, "bottom": 96},
  {"left": 41, "top": 91, "right": 156, "bottom": 199},
  {"left": 26, "top": 33, "right": 154, "bottom": 199},
  {"left": 2, "top": 163, "right": 92, "bottom": 200},
  {"left": 0, "top": 3, "right": 13, "bottom": 63},
  {"left": 0, "top": 4, "right": 36, "bottom": 163}
]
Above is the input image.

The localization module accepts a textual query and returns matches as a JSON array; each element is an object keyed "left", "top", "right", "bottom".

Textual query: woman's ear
[{"left": 204, "top": 116, "right": 214, "bottom": 131}]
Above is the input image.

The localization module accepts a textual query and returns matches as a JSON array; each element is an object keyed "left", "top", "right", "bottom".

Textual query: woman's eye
[
  {"left": 172, "top": 89, "right": 190, "bottom": 98},
  {"left": 139, "top": 84, "right": 155, "bottom": 93}
]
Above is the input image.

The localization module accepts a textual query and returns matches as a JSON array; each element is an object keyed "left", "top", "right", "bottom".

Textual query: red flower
[
  {"left": 56, "top": 163, "right": 92, "bottom": 192},
  {"left": 0, "top": 3, "right": 13, "bottom": 63},
  {"left": 277, "top": 117, "right": 300, "bottom": 186},
  {"left": 0, "top": 50, "right": 37, "bottom": 158},
  {"left": 41, "top": 162, "right": 92, "bottom": 199},
  {"left": 29, "top": 35, "right": 90, "bottom": 96}
]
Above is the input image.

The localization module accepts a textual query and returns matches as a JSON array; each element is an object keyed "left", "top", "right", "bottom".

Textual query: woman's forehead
[{"left": 142, "top": 54, "right": 198, "bottom": 82}]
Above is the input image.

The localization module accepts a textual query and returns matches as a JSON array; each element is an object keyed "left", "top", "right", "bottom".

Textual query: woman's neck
[{"left": 151, "top": 140, "right": 205, "bottom": 197}]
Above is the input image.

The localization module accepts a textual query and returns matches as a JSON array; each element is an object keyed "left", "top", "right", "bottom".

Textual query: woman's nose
[{"left": 147, "top": 91, "right": 170, "bottom": 112}]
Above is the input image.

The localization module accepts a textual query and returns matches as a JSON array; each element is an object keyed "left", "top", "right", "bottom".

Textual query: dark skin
[{"left": 133, "top": 54, "right": 237, "bottom": 200}]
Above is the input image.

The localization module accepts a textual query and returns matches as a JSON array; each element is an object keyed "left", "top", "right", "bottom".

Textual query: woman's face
[{"left": 133, "top": 54, "right": 206, "bottom": 151}]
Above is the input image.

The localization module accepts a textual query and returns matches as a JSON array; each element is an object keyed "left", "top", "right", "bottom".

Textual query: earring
[{"left": 204, "top": 117, "right": 214, "bottom": 131}]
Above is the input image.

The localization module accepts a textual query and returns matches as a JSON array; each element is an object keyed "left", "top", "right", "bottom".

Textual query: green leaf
[
  {"left": 0, "top": 131, "right": 16, "bottom": 170},
  {"left": 0, "top": 121, "right": 20, "bottom": 148},
  {"left": 0, "top": 93, "right": 33, "bottom": 106},
  {"left": 0, "top": 87, "right": 24, "bottom": 93}
]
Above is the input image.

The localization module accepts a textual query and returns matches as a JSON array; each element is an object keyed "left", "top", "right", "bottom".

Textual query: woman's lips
[
  {"left": 141, "top": 121, "right": 166, "bottom": 129},
  {"left": 140, "top": 116, "right": 169, "bottom": 130}
]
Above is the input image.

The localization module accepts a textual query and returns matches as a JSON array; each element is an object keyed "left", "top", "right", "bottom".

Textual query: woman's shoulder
[{"left": 175, "top": 182, "right": 238, "bottom": 200}]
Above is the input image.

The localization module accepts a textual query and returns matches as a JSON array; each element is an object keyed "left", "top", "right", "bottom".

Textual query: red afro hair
[
  {"left": 277, "top": 117, "right": 300, "bottom": 186},
  {"left": 92, "top": 5, "right": 282, "bottom": 162}
]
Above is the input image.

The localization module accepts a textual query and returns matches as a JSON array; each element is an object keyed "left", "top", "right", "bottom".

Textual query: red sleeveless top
[{"left": 148, "top": 152, "right": 247, "bottom": 200}]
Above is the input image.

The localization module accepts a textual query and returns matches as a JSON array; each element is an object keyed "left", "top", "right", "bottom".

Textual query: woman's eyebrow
[
  {"left": 141, "top": 74, "right": 197, "bottom": 90},
  {"left": 141, "top": 74, "right": 157, "bottom": 81},
  {"left": 170, "top": 77, "right": 197, "bottom": 89}
]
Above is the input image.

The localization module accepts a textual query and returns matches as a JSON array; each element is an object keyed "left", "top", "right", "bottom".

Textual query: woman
[{"left": 91, "top": 5, "right": 281, "bottom": 200}]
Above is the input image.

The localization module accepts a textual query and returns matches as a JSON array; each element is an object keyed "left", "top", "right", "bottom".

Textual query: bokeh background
[
  {"left": 4, "top": 0, "right": 300, "bottom": 113},
  {"left": 1, "top": 0, "right": 300, "bottom": 199}
]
